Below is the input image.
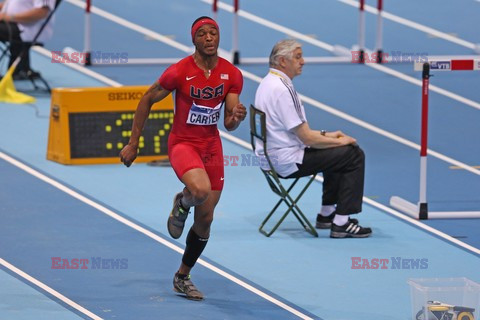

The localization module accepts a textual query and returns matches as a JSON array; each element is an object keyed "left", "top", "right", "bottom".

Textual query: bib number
[{"left": 187, "top": 102, "right": 222, "bottom": 126}]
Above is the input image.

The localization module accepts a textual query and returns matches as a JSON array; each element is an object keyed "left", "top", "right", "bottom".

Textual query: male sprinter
[{"left": 119, "top": 16, "right": 246, "bottom": 300}]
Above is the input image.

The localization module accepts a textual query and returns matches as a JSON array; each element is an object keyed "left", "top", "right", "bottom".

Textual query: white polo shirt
[
  {"left": 254, "top": 68, "right": 307, "bottom": 177},
  {"left": 2, "top": 0, "right": 56, "bottom": 42}
]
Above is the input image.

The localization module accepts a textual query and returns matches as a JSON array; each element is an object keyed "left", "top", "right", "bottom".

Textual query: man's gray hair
[{"left": 269, "top": 39, "right": 302, "bottom": 68}]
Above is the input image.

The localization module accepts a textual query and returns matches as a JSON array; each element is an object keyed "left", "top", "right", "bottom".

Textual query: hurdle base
[
  {"left": 85, "top": 52, "right": 91, "bottom": 66},
  {"left": 474, "top": 44, "right": 480, "bottom": 55},
  {"left": 91, "top": 58, "right": 182, "bottom": 65},
  {"left": 376, "top": 49, "right": 383, "bottom": 64},
  {"left": 332, "top": 45, "right": 352, "bottom": 57},
  {"left": 233, "top": 51, "right": 240, "bottom": 65},
  {"left": 238, "top": 56, "right": 352, "bottom": 65},
  {"left": 390, "top": 196, "right": 480, "bottom": 219},
  {"left": 390, "top": 196, "right": 419, "bottom": 219}
]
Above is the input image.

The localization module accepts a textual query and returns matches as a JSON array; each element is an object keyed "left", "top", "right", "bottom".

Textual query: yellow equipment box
[{"left": 47, "top": 86, "right": 174, "bottom": 165}]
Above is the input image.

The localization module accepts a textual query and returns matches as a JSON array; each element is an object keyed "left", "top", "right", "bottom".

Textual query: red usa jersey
[{"left": 158, "top": 55, "right": 243, "bottom": 138}]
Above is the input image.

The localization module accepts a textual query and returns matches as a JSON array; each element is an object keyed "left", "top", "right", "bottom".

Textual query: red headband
[{"left": 191, "top": 18, "right": 219, "bottom": 41}]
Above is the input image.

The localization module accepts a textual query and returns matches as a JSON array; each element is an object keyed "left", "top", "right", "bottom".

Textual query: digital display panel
[
  {"left": 47, "top": 86, "right": 174, "bottom": 165},
  {"left": 69, "top": 110, "right": 173, "bottom": 158}
]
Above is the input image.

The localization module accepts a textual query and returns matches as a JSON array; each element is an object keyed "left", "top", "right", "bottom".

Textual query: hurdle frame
[
  {"left": 78, "top": 0, "right": 478, "bottom": 66},
  {"left": 390, "top": 59, "right": 480, "bottom": 220},
  {"left": 84, "top": 0, "right": 91, "bottom": 65},
  {"left": 211, "top": 0, "right": 386, "bottom": 65}
]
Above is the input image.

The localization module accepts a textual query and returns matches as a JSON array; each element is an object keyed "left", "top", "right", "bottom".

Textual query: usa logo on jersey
[{"left": 190, "top": 84, "right": 224, "bottom": 100}]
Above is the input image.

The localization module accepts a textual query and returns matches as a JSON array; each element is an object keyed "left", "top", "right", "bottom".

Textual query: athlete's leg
[
  {"left": 173, "top": 189, "right": 221, "bottom": 300},
  {"left": 170, "top": 136, "right": 224, "bottom": 299},
  {"left": 178, "top": 135, "right": 224, "bottom": 272},
  {"left": 167, "top": 143, "right": 212, "bottom": 239},
  {"left": 178, "top": 189, "right": 221, "bottom": 276},
  {"left": 179, "top": 168, "right": 211, "bottom": 208}
]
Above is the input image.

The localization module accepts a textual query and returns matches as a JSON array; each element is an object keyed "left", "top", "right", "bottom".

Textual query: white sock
[
  {"left": 333, "top": 214, "right": 349, "bottom": 226},
  {"left": 319, "top": 205, "right": 336, "bottom": 217}
]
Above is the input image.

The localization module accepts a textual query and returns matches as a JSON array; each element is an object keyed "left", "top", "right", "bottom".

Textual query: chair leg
[
  {"left": 259, "top": 176, "right": 318, "bottom": 237},
  {"left": 259, "top": 198, "right": 286, "bottom": 237},
  {"left": 36, "top": 76, "right": 51, "bottom": 93},
  {"left": 259, "top": 197, "right": 318, "bottom": 237},
  {"left": 288, "top": 175, "right": 318, "bottom": 236},
  {"left": 29, "top": 75, "right": 51, "bottom": 93},
  {"left": 285, "top": 194, "right": 318, "bottom": 237}
]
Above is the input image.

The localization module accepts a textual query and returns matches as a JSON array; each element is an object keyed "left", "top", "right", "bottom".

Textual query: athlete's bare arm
[
  {"left": 120, "top": 82, "right": 171, "bottom": 167},
  {"left": 223, "top": 92, "right": 246, "bottom": 131}
]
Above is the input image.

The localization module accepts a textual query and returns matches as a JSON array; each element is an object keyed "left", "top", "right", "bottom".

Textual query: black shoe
[
  {"left": 173, "top": 272, "right": 204, "bottom": 300},
  {"left": 330, "top": 221, "right": 372, "bottom": 238},
  {"left": 13, "top": 69, "right": 42, "bottom": 81},
  {"left": 167, "top": 192, "right": 190, "bottom": 239},
  {"left": 316, "top": 213, "right": 358, "bottom": 229}
]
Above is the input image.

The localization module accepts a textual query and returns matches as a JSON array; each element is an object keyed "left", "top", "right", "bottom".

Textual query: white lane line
[
  {"left": 56, "top": 1, "right": 480, "bottom": 176},
  {"left": 367, "top": 62, "right": 480, "bottom": 112},
  {"left": 29, "top": 61, "right": 317, "bottom": 320},
  {"left": 70, "top": 0, "right": 480, "bottom": 114},
  {"left": 338, "top": 0, "right": 477, "bottom": 50},
  {"left": 37, "top": 0, "right": 478, "bottom": 257},
  {"left": 0, "top": 151, "right": 314, "bottom": 320},
  {"left": 360, "top": 197, "right": 480, "bottom": 255},
  {"left": 66, "top": 0, "right": 192, "bottom": 54},
  {"left": 33, "top": 46, "right": 123, "bottom": 87},
  {"left": 0, "top": 257, "right": 103, "bottom": 320},
  {"left": 204, "top": 0, "right": 480, "bottom": 112},
  {"left": 235, "top": 60, "right": 479, "bottom": 176},
  {"left": 218, "top": 130, "right": 480, "bottom": 257}
]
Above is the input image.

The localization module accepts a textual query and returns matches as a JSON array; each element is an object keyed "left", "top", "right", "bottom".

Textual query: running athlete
[{"left": 119, "top": 16, "right": 246, "bottom": 300}]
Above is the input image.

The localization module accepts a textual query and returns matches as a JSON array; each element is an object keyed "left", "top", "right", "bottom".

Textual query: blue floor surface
[{"left": 2, "top": 0, "right": 480, "bottom": 318}]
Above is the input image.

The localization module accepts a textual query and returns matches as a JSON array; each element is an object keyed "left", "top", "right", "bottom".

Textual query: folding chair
[
  {"left": 249, "top": 104, "right": 318, "bottom": 237},
  {"left": 0, "top": 0, "right": 62, "bottom": 92}
]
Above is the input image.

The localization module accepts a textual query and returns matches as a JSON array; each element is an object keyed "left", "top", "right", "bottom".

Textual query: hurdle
[
  {"left": 374, "top": 0, "right": 384, "bottom": 63},
  {"left": 77, "top": 0, "right": 414, "bottom": 66},
  {"left": 209, "top": 0, "right": 421, "bottom": 65},
  {"left": 84, "top": 0, "right": 91, "bottom": 65},
  {"left": 211, "top": 0, "right": 350, "bottom": 64},
  {"left": 216, "top": 0, "right": 350, "bottom": 64},
  {"left": 75, "top": 0, "right": 355, "bottom": 66},
  {"left": 357, "top": 0, "right": 383, "bottom": 63},
  {"left": 211, "top": 0, "right": 384, "bottom": 65},
  {"left": 390, "top": 59, "right": 480, "bottom": 219},
  {"left": 78, "top": 0, "right": 190, "bottom": 66},
  {"left": 78, "top": 0, "right": 478, "bottom": 66},
  {"left": 342, "top": 0, "right": 480, "bottom": 64}
]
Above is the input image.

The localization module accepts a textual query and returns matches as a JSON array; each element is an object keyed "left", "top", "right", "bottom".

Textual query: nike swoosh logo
[
  {"left": 220, "top": 177, "right": 224, "bottom": 181},
  {"left": 186, "top": 76, "right": 197, "bottom": 81}
]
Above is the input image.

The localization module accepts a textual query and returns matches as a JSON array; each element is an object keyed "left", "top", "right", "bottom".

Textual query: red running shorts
[{"left": 168, "top": 132, "right": 224, "bottom": 191}]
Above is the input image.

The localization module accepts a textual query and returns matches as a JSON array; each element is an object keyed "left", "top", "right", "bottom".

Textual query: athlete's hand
[
  {"left": 119, "top": 143, "right": 138, "bottom": 167},
  {"left": 232, "top": 103, "right": 247, "bottom": 122}
]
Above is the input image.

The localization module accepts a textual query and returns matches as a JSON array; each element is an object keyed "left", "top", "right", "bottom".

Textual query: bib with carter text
[{"left": 187, "top": 102, "right": 222, "bottom": 126}]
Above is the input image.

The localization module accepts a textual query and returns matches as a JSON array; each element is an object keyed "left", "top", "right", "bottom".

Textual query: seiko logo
[{"left": 108, "top": 92, "right": 143, "bottom": 101}]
